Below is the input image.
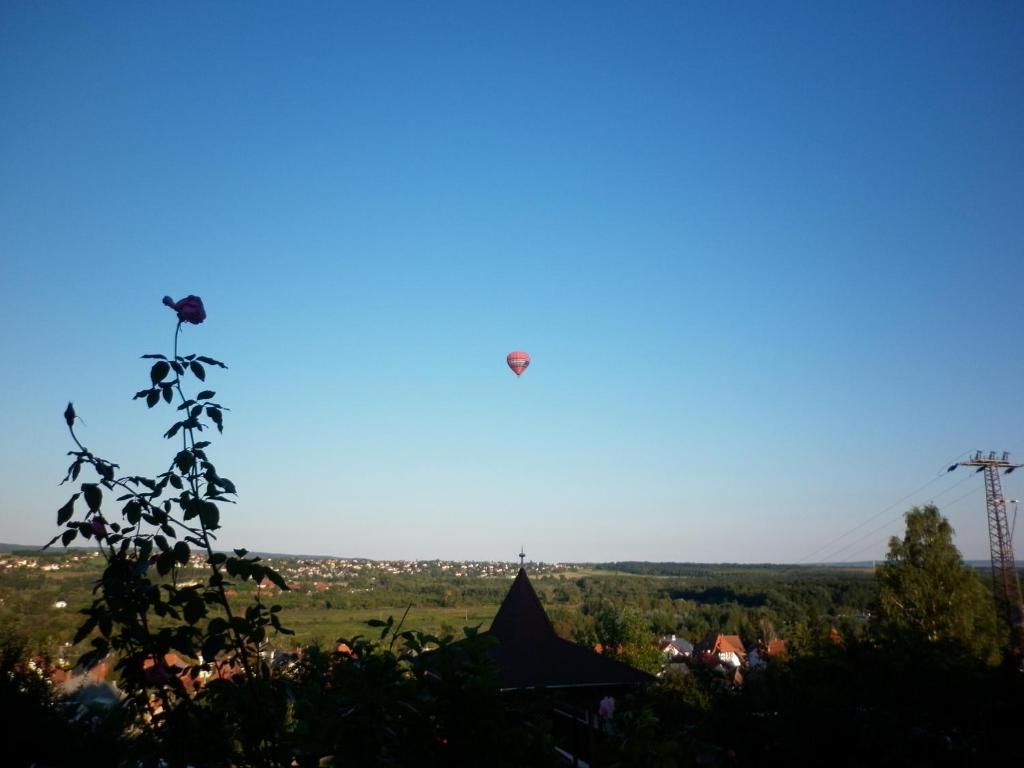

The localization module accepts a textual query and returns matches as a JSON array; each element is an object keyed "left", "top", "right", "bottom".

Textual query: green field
[
  {"left": 279, "top": 605, "right": 499, "bottom": 646},
  {"left": 0, "top": 548, "right": 888, "bottom": 663}
]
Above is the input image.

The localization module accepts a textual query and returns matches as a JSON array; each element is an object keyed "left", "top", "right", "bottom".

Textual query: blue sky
[{"left": 1, "top": 1, "right": 1022, "bottom": 562}]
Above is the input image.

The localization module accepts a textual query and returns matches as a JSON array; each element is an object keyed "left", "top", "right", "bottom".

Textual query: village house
[
  {"left": 658, "top": 634, "right": 694, "bottom": 661},
  {"left": 695, "top": 632, "right": 746, "bottom": 668}
]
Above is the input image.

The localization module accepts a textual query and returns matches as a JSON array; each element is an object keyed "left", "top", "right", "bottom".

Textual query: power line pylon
[{"left": 951, "top": 451, "right": 1024, "bottom": 648}]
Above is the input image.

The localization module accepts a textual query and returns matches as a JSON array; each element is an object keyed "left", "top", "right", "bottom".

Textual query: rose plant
[{"left": 50, "top": 295, "right": 293, "bottom": 766}]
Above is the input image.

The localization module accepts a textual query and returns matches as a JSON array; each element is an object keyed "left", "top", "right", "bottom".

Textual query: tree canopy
[{"left": 875, "top": 505, "right": 1002, "bottom": 663}]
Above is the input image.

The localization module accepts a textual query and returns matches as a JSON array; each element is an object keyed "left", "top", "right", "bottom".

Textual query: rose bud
[{"left": 64, "top": 402, "right": 76, "bottom": 428}]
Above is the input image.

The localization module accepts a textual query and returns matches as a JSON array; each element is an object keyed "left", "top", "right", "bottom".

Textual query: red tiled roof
[
  {"left": 765, "top": 638, "right": 787, "bottom": 656},
  {"left": 697, "top": 633, "right": 746, "bottom": 657}
]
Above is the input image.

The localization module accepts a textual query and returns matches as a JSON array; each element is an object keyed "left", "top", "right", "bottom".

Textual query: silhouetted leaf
[
  {"left": 61, "top": 529, "right": 77, "bottom": 547},
  {"left": 162, "top": 385, "right": 173, "bottom": 404},
  {"left": 124, "top": 500, "right": 142, "bottom": 524},
  {"left": 142, "top": 354, "right": 167, "bottom": 360},
  {"left": 265, "top": 568, "right": 289, "bottom": 591},
  {"left": 271, "top": 615, "right": 295, "bottom": 635},
  {"left": 174, "top": 450, "right": 195, "bottom": 474},
  {"left": 190, "top": 361, "right": 206, "bottom": 381},
  {"left": 151, "top": 361, "right": 170, "bottom": 384},
  {"left": 183, "top": 597, "right": 204, "bottom": 625},
  {"left": 207, "top": 617, "right": 229, "bottom": 636},
  {"left": 156, "top": 551, "right": 174, "bottom": 575},
  {"left": 199, "top": 501, "right": 219, "bottom": 529},
  {"left": 147, "top": 390, "right": 160, "bottom": 408},
  {"left": 170, "top": 361, "right": 184, "bottom": 375},
  {"left": 82, "top": 483, "right": 102, "bottom": 511},
  {"left": 173, "top": 541, "right": 190, "bottom": 564},
  {"left": 196, "top": 390, "right": 215, "bottom": 400},
  {"left": 206, "top": 407, "right": 223, "bottom": 433},
  {"left": 57, "top": 494, "right": 79, "bottom": 525},
  {"left": 73, "top": 616, "right": 97, "bottom": 644},
  {"left": 202, "top": 634, "right": 225, "bottom": 662},
  {"left": 196, "top": 356, "right": 227, "bottom": 368}
]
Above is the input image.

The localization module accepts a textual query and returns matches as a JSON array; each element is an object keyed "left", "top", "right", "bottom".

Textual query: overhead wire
[
  {"left": 795, "top": 474, "right": 943, "bottom": 564},
  {"left": 794, "top": 453, "right": 972, "bottom": 564},
  {"left": 838, "top": 482, "right": 983, "bottom": 564},
  {"left": 808, "top": 472, "right": 977, "bottom": 564}
]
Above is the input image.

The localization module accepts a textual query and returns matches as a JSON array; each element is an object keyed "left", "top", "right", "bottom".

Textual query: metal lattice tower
[{"left": 952, "top": 451, "right": 1024, "bottom": 632}]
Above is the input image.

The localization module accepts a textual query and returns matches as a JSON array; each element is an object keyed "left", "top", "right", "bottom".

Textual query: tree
[
  {"left": 874, "top": 505, "right": 1002, "bottom": 663},
  {"left": 591, "top": 604, "right": 663, "bottom": 675}
]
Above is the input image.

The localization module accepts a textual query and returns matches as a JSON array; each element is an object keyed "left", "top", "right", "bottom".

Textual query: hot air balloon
[{"left": 507, "top": 350, "right": 530, "bottom": 377}]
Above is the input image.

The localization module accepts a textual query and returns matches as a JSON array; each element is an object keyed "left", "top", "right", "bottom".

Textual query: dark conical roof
[
  {"left": 488, "top": 567, "right": 555, "bottom": 644},
  {"left": 484, "top": 567, "right": 653, "bottom": 690}
]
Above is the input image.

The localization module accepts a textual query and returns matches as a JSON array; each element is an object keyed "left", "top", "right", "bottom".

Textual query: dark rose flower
[
  {"left": 90, "top": 517, "right": 107, "bottom": 538},
  {"left": 162, "top": 295, "right": 206, "bottom": 324}
]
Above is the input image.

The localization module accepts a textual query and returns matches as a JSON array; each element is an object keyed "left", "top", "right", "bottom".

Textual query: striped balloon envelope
[{"left": 506, "top": 350, "right": 530, "bottom": 377}]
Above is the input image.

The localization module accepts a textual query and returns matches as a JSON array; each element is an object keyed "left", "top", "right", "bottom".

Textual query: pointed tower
[
  {"left": 488, "top": 567, "right": 556, "bottom": 645},
  {"left": 485, "top": 567, "right": 653, "bottom": 691}
]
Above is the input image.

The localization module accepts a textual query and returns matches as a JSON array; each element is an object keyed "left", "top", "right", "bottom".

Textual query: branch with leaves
[{"left": 48, "top": 295, "right": 292, "bottom": 732}]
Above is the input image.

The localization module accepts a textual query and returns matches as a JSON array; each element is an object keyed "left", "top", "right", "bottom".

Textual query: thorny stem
[
  {"left": 64, "top": 423, "right": 115, "bottom": 560},
  {"left": 171, "top": 320, "right": 254, "bottom": 679}
]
